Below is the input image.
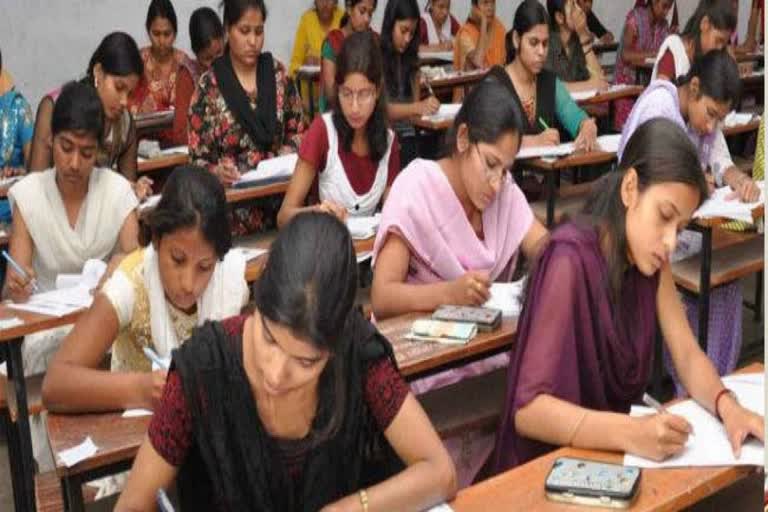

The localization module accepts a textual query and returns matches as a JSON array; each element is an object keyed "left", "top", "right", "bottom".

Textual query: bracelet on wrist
[{"left": 714, "top": 388, "right": 737, "bottom": 421}]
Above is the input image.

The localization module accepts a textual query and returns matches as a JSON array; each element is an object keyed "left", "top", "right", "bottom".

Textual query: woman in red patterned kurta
[{"left": 188, "top": 0, "right": 307, "bottom": 237}]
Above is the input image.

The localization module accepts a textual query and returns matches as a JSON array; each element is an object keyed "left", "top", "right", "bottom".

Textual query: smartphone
[{"left": 545, "top": 457, "right": 641, "bottom": 509}]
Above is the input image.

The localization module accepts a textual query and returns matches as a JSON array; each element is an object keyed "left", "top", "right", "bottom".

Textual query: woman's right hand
[
  {"left": 535, "top": 129, "right": 561, "bottom": 146},
  {"left": 6, "top": 263, "right": 36, "bottom": 303},
  {"left": 214, "top": 158, "right": 240, "bottom": 188},
  {"left": 449, "top": 271, "right": 491, "bottom": 306},
  {"left": 629, "top": 413, "right": 692, "bottom": 462},
  {"left": 418, "top": 96, "right": 441, "bottom": 117},
  {"left": 143, "top": 370, "right": 168, "bottom": 411}
]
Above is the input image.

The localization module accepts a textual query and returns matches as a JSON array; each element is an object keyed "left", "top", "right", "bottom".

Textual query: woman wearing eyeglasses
[
  {"left": 369, "top": 77, "right": 547, "bottom": 486},
  {"left": 278, "top": 31, "right": 400, "bottom": 227}
]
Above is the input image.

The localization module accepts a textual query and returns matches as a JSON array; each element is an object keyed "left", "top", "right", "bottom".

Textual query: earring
[{"left": 94, "top": 75, "right": 99, "bottom": 88}]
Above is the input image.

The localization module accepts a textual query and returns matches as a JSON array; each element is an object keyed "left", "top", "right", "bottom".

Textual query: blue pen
[
  {"left": 2, "top": 250, "right": 39, "bottom": 293},
  {"left": 143, "top": 347, "right": 170, "bottom": 370},
  {"left": 156, "top": 488, "right": 176, "bottom": 512}
]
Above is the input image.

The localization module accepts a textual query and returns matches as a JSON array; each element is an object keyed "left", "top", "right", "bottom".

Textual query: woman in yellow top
[
  {"left": 454, "top": 0, "right": 507, "bottom": 71},
  {"left": 289, "top": 0, "right": 345, "bottom": 108}
]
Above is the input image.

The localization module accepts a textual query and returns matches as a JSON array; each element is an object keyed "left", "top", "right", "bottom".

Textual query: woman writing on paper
[
  {"left": 497, "top": 1, "right": 598, "bottom": 151},
  {"left": 29, "top": 32, "right": 151, "bottom": 200},
  {"left": 618, "top": 50, "right": 758, "bottom": 389},
  {"left": 43, "top": 166, "right": 248, "bottom": 413},
  {"left": 189, "top": 0, "right": 307, "bottom": 236},
  {"left": 494, "top": 118, "right": 764, "bottom": 472},
  {"left": 116, "top": 212, "right": 457, "bottom": 511},
  {"left": 371, "top": 78, "right": 547, "bottom": 485},
  {"left": 4, "top": 81, "right": 139, "bottom": 375},
  {"left": 278, "top": 31, "right": 400, "bottom": 227}
]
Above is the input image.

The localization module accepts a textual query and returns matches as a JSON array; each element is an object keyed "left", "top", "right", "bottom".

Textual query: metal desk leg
[
  {"left": 697, "top": 227, "right": 712, "bottom": 352},
  {"left": 61, "top": 474, "right": 85, "bottom": 512},
  {"left": 545, "top": 171, "right": 556, "bottom": 228},
  {"left": 8, "top": 337, "right": 35, "bottom": 511},
  {"left": 308, "top": 78, "right": 316, "bottom": 119}
]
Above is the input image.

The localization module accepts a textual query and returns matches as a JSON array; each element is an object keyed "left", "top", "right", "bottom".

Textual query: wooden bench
[
  {"left": 0, "top": 373, "right": 45, "bottom": 421},
  {"left": 418, "top": 369, "right": 506, "bottom": 440},
  {"left": 672, "top": 233, "right": 764, "bottom": 293}
]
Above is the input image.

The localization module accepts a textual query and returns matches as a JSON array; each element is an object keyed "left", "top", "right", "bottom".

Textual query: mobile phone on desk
[
  {"left": 545, "top": 457, "right": 641, "bottom": 509},
  {"left": 432, "top": 305, "right": 501, "bottom": 332}
]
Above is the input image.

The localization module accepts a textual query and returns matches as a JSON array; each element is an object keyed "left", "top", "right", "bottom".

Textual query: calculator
[{"left": 545, "top": 457, "right": 641, "bottom": 509}]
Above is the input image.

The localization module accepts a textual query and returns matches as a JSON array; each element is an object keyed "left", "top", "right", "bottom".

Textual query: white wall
[{"left": 0, "top": 0, "right": 753, "bottom": 109}]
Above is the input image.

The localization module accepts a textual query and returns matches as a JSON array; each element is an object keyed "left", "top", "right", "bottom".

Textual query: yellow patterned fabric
[
  {"left": 109, "top": 248, "right": 198, "bottom": 372},
  {"left": 722, "top": 118, "right": 764, "bottom": 231}
]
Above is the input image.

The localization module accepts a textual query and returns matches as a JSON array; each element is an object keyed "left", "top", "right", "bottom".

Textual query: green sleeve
[
  {"left": 554, "top": 78, "right": 588, "bottom": 138},
  {"left": 321, "top": 39, "right": 336, "bottom": 63}
]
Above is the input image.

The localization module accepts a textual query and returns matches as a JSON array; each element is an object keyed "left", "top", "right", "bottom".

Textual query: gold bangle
[{"left": 359, "top": 489, "right": 369, "bottom": 512}]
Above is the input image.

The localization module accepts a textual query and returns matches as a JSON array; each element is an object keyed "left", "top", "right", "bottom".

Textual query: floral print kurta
[{"left": 188, "top": 58, "right": 306, "bottom": 236}]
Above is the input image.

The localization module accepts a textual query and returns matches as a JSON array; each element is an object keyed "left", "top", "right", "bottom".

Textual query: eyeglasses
[
  {"left": 475, "top": 144, "right": 508, "bottom": 186},
  {"left": 338, "top": 86, "right": 377, "bottom": 106}
]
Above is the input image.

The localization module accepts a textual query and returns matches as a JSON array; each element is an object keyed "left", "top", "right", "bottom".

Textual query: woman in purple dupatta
[
  {"left": 372, "top": 79, "right": 547, "bottom": 486},
  {"left": 613, "top": 0, "right": 673, "bottom": 129},
  {"left": 618, "top": 50, "right": 759, "bottom": 390},
  {"left": 494, "top": 118, "right": 764, "bottom": 473}
]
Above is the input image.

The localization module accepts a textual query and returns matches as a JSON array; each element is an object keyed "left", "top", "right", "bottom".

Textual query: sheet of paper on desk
[
  {"left": 570, "top": 90, "right": 599, "bottom": 102},
  {"left": 0, "top": 317, "right": 23, "bottom": 329},
  {"left": 694, "top": 182, "right": 764, "bottom": 223},
  {"left": 421, "top": 103, "right": 462, "bottom": 122},
  {"left": 56, "top": 259, "right": 107, "bottom": 291},
  {"left": 236, "top": 153, "right": 298, "bottom": 186},
  {"left": 139, "top": 194, "right": 162, "bottom": 213},
  {"left": 425, "top": 504, "right": 454, "bottom": 512},
  {"left": 298, "top": 64, "right": 321, "bottom": 74},
  {"left": 596, "top": 134, "right": 622, "bottom": 153},
  {"left": 58, "top": 436, "right": 98, "bottom": 468},
  {"left": 122, "top": 408, "right": 153, "bottom": 418},
  {"left": 623, "top": 372, "right": 764, "bottom": 468},
  {"left": 484, "top": 280, "right": 525, "bottom": 317},
  {"left": 419, "top": 50, "right": 454, "bottom": 62},
  {"left": 347, "top": 214, "right": 381, "bottom": 240},
  {"left": 8, "top": 284, "right": 95, "bottom": 317},
  {"left": 233, "top": 247, "right": 268, "bottom": 262},
  {"left": 724, "top": 112, "right": 759, "bottom": 128},
  {"left": 158, "top": 145, "right": 189, "bottom": 156},
  {"left": 517, "top": 142, "right": 576, "bottom": 160}
]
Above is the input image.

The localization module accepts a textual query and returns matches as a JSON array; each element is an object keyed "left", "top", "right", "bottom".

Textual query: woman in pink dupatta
[
  {"left": 371, "top": 78, "right": 547, "bottom": 486},
  {"left": 613, "top": 0, "right": 674, "bottom": 129},
  {"left": 494, "top": 118, "right": 764, "bottom": 473}
]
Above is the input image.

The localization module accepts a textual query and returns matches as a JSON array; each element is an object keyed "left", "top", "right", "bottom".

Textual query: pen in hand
[
  {"left": 2, "top": 250, "right": 40, "bottom": 294},
  {"left": 143, "top": 346, "right": 170, "bottom": 370},
  {"left": 642, "top": 392, "right": 695, "bottom": 437}
]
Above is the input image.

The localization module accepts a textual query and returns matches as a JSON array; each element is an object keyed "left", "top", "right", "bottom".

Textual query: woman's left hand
[
  {"left": 574, "top": 118, "right": 598, "bottom": 153},
  {"left": 720, "top": 397, "right": 764, "bottom": 458}
]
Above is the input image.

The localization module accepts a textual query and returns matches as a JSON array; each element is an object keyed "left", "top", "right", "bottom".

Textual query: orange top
[{"left": 454, "top": 17, "right": 507, "bottom": 70}]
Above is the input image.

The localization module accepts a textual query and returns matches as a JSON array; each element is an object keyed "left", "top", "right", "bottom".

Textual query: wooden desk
[
  {"left": 521, "top": 150, "right": 618, "bottom": 227},
  {"left": 427, "top": 69, "right": 488, "bottom": 95},
  {"left": 377, "top": 313, "right": 517, "bottom": 380},
  {"left": 0, "top": 306, "right": 87, "bottom": 511},
  {"left": 46, "top": 412, "right": 148, "bottom": 512},
  {"left": 578, "top": 85, "right": 644, "bottom": 120},
  {"left": 450, "top": 363, "right": 764, "bottom": 512},
  {"left": 225, "top": 181, "right": 290, "bottom": 205},
  {"left": 134, "top": 110, "right": 174, "bottom": 138},
  {"left": 137, "top": 153, "right": 189, "bottom": 175},
  {"left": 593, "top": 41, "right": 619, "bottom": 55}
]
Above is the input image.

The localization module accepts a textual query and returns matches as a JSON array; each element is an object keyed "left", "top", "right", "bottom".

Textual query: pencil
[{"left": 538, "top": 117, "right": 551, "bottom": 131}]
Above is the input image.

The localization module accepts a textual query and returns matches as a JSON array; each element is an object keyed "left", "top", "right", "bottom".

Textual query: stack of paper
[
  {"left": 484, "top": 279, "right": 526, "bottom": 317},
  {"left": 421, "top": 103, "right": 462, "bottom": 123},
  {"left": 158, "top": 145, "right": 189, "bottom": 156},
  {"left": 623, "top": 373, "right": 764, "bottom": 468},
  {"left": 694, "top": 182, "right": 764, "bottom": 222},
  {"left": 571, "top": 84, "right": 633, "bottom": 102},
  {"left": 9, "top": 260, "right": 107, "bottom": 317},
  {"left": 517, "top": 134, "right": 622, "bottom": 160},
  {"left": 235, "top": 153, "right": 299, "bottom": 187},
  {"left": 347, "top": 214, "right": 381, "bottom": 240}
]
